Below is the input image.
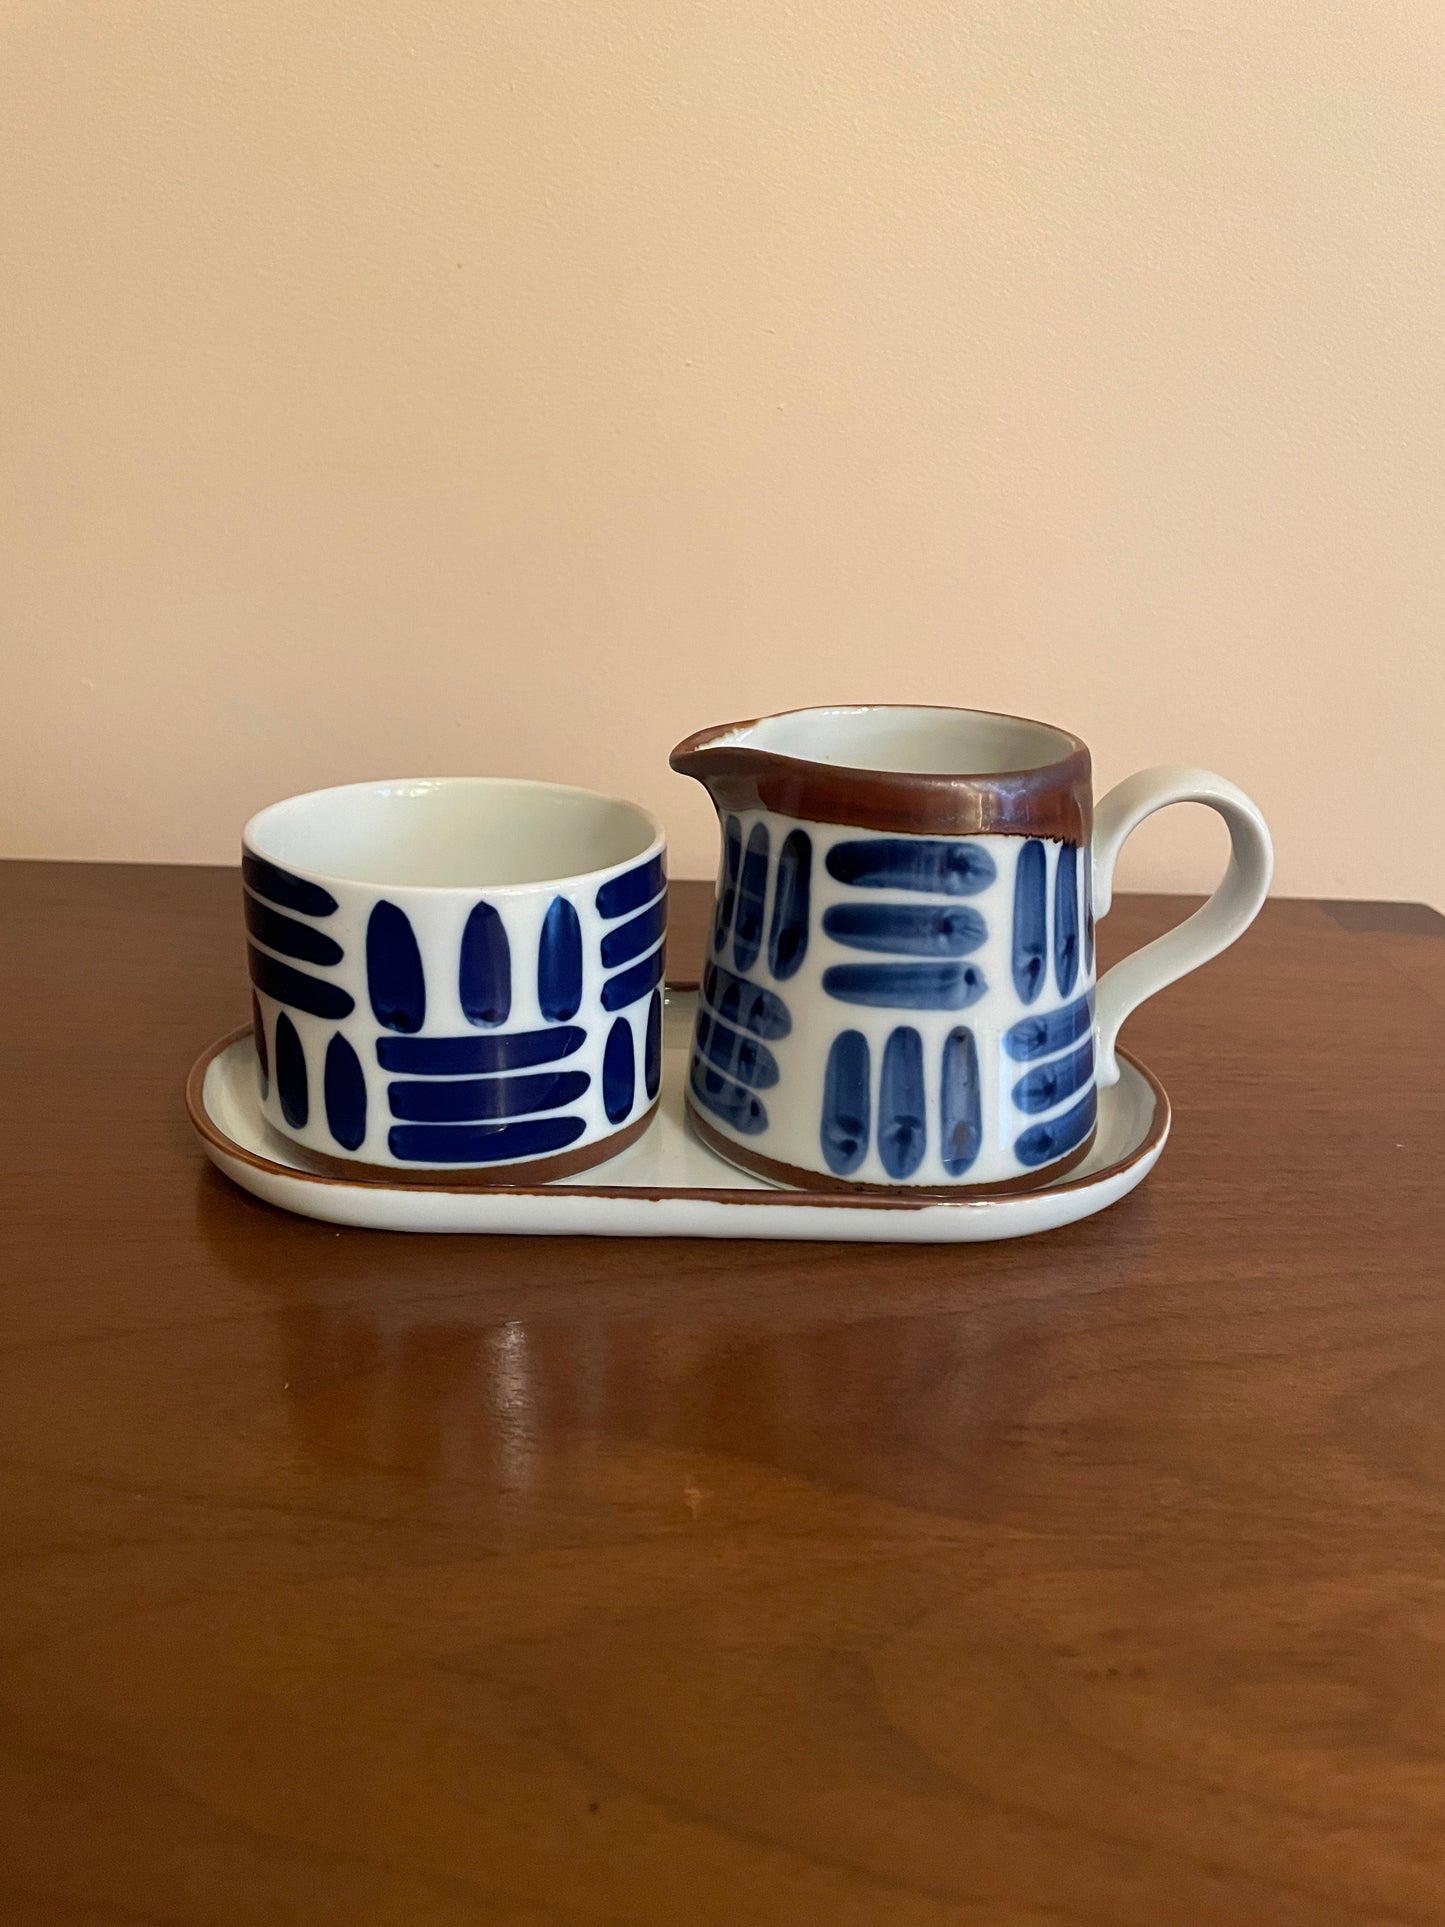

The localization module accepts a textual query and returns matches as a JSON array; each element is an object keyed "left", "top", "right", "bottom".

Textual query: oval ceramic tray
[{"left": 188, "top": 988, "right": 1170, "bottom": 1241}]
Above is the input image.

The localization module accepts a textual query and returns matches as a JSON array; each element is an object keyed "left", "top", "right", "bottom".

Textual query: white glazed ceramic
[
  {"left": 242, "top": 777, "right": 666, "bottom": 1178},
  {"left": 188, "top": 989, "right": 1170, "bottom": 1241},
  {"left": 670, "top": 706, "right": 1271, "bottom": 1193}
]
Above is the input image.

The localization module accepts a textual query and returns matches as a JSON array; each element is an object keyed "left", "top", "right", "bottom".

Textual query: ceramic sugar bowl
[{"left": 243, "top": 777, "right": 666, "bottom": 1180}]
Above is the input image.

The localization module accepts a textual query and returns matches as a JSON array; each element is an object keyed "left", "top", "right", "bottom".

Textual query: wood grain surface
[{"left": 1, "top": 863, "right": 1443, "bottom": 1926}]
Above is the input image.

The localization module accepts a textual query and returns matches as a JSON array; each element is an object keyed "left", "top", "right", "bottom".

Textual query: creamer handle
[{"left": 1093, "top": 767, "right": 1273, "bottom": 1087}]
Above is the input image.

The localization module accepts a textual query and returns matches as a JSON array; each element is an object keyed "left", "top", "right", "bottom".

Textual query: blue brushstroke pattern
[
  {"left": 1054, "top": 844, "right": 1079, "bottom": 997},
  {"left": 695, "top": 1008, "right": 780, "bottom": 1089},
  {"left": 1005, "top": 991, "right": 1094, "bottom": 1062},
  {"left": 252, "top": 992, "right": 269, "bottom": 1098},
  {"left": 713, "top": 816, "right": 742, "bottom": 955},
  {"left": 323, "top": 1033, "right": 368, "bottom": 1150},
  {"left": 732, "top": 823, "right": 770, "bottom": 973},
  {"left": 822, "top": 902, "right": 985, "bottom": 958},
  {"left": 536, "top": 896, "right": 583, "bottom": 1022},
  {"left": 1084, "top": 857, "right": 1095, "bottom": 972},
  {"left": 388, "top": 1069, "right": 590, "bottom": 1122},
  {"left": 701, "top": 962, "right": 791, "bottom": 1039},
  {"left": 366, "top": 901, "right": 427, "bottom": 1033},
  {"left": 389, "top": 1116, "right": 587, "bottom": 1164},
  {"left": 878, "top": 1027, "right": 926, "bottom": 1180},
  {"left": 602, "top": 1017, "right": 636, "bottom": 1124},
  {"left": 820, "top": 1030, "right": 870, "bottom": 1176},
  {"left": 242, "top": 848, "right": 337, "bottom": 919},
  {"left": 597, "top": 852, "right": 665, "bottom": 921},
  {"left": 245, "top": 893, "right": 343, "bottom": 967},
  {"left": 601, "top": 894, "right": 665, "bottom": 970},
  {"left": 1013, "top": 1037, "right": 1094, "bottom": 1114},
  {"left": 376, "top": 1027, "right": 584, "bottom": 1074},
  {"left": 458, "top": 900, "right": 510, "bottom": 1028},
  {"left": 601, "top": 943, "right": 664, "bottom": 1012},
  {"left": 274, "top": 1011, "right": 308, "bottom": 1129},
  {"left": 644, "top": 990, "right": 662, "bottom": 1100},
  {"left": 248, "top": 945, "right": 355, "bottom": 1020},
  {"left": 689, "top": 1055, "right": 769, "bottom": 1134},
  {"left": 825, "top": 838, "right": 996, "bottom": 896},
  {"left": 1015, "top": 1089, "right": 1098, "bottom": 1167},
  {"left": 940, "top": 1027, "right": 982, "bottom": 1177},
  {"left": 1012, "top": 839, "right": 1048, "bottom": 1004},
  {"left": 767, "top": 828, "right": 811, "bottom": 980},
  {"left": 822, "top": 961, "right": 987, "bottom": 1010}
]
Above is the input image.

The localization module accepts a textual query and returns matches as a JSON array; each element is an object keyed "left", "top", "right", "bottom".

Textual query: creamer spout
[{"left": 668, "top": 718, "right": 767, "bottom": 802}]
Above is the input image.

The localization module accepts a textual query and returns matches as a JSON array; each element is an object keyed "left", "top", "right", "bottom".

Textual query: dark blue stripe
[
  {"left": 274, "top": 1011, "right": 309, "bottom": 1128},
  {"left": 323, "top": 1033, "right": 368, "bottom": 1150},
  {"left": 1004, "top": 992, "right": 1094, "bottom": 1062},
  {"left": 242, "top": 848, "right": 337, "bottom": 919},
  {"left": 820, "top": 1030, "right": 870, "bottom": 1176},
  {"left": 825, "top": 838, "right": 996, "bottom": 896},
  {"left": 252, "top": 992, "right": 269, "bottom": 1098},
  {"left": 878, "top": 1027, "right": 926, "bottom": 1180},
  {"left": 821, "top": 962, "right": 987, "bottom": 1010},
  {"left": 713, "top": 816, "right": 742, "bottom": 955},
  {"left": 388, "top": 1115, "right": 587, "bottom": 1164},
  {"left": 644, "top": 990, "right": 663, "bottom": 1101},
  {"left": 701, "top": 962, "right": 791, "bottom": 1040},
  {"left": 689, "top": 1055, "right": 768, "bottom": 1135},
  {"left": 458, "top": 900, "right": 510, "bottom": 1028},
  {"left": 1084, "top": 858, "right": 1095, "bottom": 972},
  {"left": 536, "top": 896, "right": 583, "bottom": 1022},
  {"left": 940, "top": 1027, "right": 982, "bottom": 1177},
  {"left": 367, "top": 901, "right": 427, "bottom": 1034},
  {"left": 601, "top": 944, "right": 664, "bottom": 1012},
  {"left": 601, "top": 894, "right": 666, "bottom": 970},
  {"left": 376, "top": 1026, "right": 585, "bottom": 1074},
  {"left": 1013, "top": 1038, "right": 1094, "bottom": 1115},
  {"left": 695, "top": 1009, "right": 780, "bottom": 1090},
  {"left": 822, "top": 902, "right": 985, "bottom": 958},
  {"left": 388, "top": 1069, "right": 590, "bottom": 1122},
  {"left": 597, "top": 852, "right": 665, "bottom": 921},
  {"left": 1012, "top": 839, "right": 1048, "bottom": 1004},
  {"left": 732, "top": 823, "right": 770, "bottom": 973},
  {"left": 1054, "top": 844, "right": 1080, "bottom": 997},
  {"left": 248, "top": 945, "right": 356, "bottom": 1020},
  {"left": 1015, "top": 1089, "right": 1097, "bottom": 1168},
  {"left": 767, "top": 829, "right": 812, "bottom": 980},
  {"left": 244, "top": 892, "right": 343, "bottom": 967},
  {"left": 602, "top": 1017, "right": 636, "bottom": 1124}
]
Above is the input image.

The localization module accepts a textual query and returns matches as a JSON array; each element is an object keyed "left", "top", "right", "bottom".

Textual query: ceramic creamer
[{"left": 672, "top": 705, "right": 1271, "bottom": 1192}]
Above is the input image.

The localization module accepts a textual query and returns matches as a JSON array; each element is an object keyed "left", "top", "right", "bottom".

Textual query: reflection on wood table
[{"left": 1, "top": 865, "right": 1443, "bottom": 1926}]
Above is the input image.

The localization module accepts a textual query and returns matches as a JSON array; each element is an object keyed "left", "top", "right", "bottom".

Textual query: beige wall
[{"left": 3, "top": 1, "right": 1442, "bottom": 904}]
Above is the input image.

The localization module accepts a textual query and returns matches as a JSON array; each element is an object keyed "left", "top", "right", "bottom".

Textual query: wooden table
[{"left": 2, "top": 862, "right": 1443, "bottom": 1926}]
